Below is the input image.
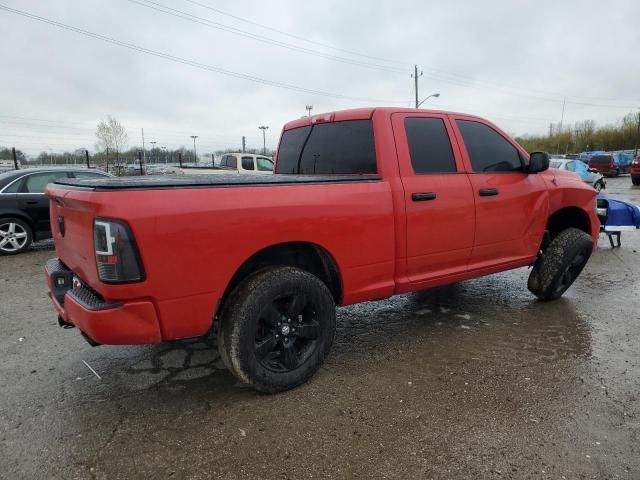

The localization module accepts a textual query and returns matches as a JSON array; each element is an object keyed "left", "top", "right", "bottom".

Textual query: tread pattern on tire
[
  {"left": 218, "top": 266, "right": 336, "bottom": 393},
  {"left": 528, "top": 227, "right": 593, "bottom": 301}
]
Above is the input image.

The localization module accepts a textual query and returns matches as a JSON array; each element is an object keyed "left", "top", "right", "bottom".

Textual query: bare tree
[{"left": 95, "top": 116, "right": 127, "bottom": 162}]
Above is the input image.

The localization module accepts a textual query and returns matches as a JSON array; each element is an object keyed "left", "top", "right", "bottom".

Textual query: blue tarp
[
  {"left": 577, "top": 150, "right": 605, "bottom": 162},
  {"left": 611, "top": 152, "right": 633, "bottom": 167},
  {"left": 597, "top": 195, "right": 640, "bottom": 231}
]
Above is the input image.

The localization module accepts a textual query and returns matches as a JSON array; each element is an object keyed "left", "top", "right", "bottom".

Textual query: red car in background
[
  {"left": 631, "top": 157, "right": 640, "bottom": 186},
  {"left": 589, "top": 154, "right": 620, "bottom": 176}
]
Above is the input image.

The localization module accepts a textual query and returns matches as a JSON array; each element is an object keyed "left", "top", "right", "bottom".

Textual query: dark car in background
[
  {"left": 0, "top": 168, "right": 110, "bottom": 254},
  {"left": 631, "top": 157, "right": 640, "bottom": 186}
]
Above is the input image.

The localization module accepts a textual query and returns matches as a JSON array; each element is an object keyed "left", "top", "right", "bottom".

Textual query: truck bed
[{"left": 53, "top": 174, "right": 381, "bottom": 191}]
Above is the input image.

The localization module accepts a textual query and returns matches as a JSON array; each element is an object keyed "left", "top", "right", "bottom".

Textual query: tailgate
[{"left": 46, "top": 185, "right": 100, "bottom": 288}]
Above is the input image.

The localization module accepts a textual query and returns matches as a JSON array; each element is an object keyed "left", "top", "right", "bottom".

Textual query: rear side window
[
  {"left": 227, "top": 156, "right": 237, "bottom": 169},
  {"left": 456, "top": 120, "right": 523, "bottom": 173},
  {"left": 241, "top": 157, "right": 255, "bottom": 170},
  {"left": 22, "top": 172, "right": 69, "bottom": 193},
  {"left": 276, "top": 120, "right": 376, "bottom": 174},
  {"left": 404, "top": 117, "right": 456, "bottom": 174}
]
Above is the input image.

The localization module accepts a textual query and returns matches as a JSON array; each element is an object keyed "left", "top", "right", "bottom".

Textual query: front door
[
  {"left": 450, "top": 116, "right": 548, "bottom": 270},
  {"left": 392, "top": 113, "right": 475, "bottom": 283}
]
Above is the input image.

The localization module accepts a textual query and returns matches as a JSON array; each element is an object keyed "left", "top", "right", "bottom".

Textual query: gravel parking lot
[{"left": 1, "top": 176, "right": 639, "bottom": 479}]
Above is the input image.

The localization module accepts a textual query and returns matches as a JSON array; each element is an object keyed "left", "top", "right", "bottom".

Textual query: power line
[
  {"left": 184, "top": 0, "right": 638, "bottom": 104},
  {"left": 127, "top": 0, "right": 404, "bottom": 75},
  {"left": 182, "top": 0, "right": 409, "bottom": 68},
  {"left": 0, "top": 4, "right": 402, "bottom": 104}
]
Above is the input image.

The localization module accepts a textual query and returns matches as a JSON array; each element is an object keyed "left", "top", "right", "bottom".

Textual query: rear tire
[
  {"left": 218, "top": 266, "right": 336, "bottom": 393},
  {"left": 632, "top": 177, "right": 640, "bottom": 186},
  {"left": 528, "top": 228, "right": 593, "bottom": 301},
  {"left": 0, "top": 217, "right": 33, "bottom": 255}
]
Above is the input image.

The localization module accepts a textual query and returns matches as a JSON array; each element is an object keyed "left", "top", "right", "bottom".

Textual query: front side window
[
  {"left": 22, "top": 172, "right": 68, "bottom": 193},
  {"left": 456, "top": 120, "right": 523, "bottom": 173},
  {"left": 404, "top": 117, "right": 456, "bottom": 174},
  {"left": 566, "top": 161, "right": 576, "bottom": 172},
  {"left": 573, "top": 161, "right": 588, "bottom": 175},
  {"left": 256, "top": 157, "right": 274, "bottom": 171},
  {"left": 275, "top": 120, "right": 376, "bottom": 174}
]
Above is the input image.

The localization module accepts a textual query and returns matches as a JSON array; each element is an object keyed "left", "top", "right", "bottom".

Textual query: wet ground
[{"left": 1, "top": 176, "right": 639, "bottom": 479}]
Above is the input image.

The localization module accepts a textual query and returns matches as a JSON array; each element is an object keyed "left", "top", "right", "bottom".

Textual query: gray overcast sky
[{"left": 1, "top": 0, "right": 639, "bottom": 155}]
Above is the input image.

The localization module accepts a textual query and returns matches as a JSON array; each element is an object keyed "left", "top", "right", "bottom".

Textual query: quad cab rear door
[{"left": 391, "top": 112, "right": 475, "bottom": 283}]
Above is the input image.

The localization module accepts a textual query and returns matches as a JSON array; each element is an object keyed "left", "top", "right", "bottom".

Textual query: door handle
[
  {"left": 478, "top": 188, "right": 498, "bottom": 197},
  {"left": 412, "top": 192, "right": 437, "bottom": 201},
  {"left": 26, "top": 201, "right": 38, "bottom": 205}
]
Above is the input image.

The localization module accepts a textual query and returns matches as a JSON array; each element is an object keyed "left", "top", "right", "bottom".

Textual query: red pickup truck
[{"left": 45, "top": 107, "right": 599, "bottom": 392}]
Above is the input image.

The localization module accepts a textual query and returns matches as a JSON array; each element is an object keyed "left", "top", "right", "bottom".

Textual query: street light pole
[
  {"left": 190, "top": 135, "right": 198, "bottom": 164},
  {"left": 417, "top": 93, "right": 440, "bottom": 108},
  {"left": 305, "top": 105, "right": 313, "bottom": 117},
  {"left": 162, "top": 146, "right": 167, "bottom": 165},
  {"left": 258, "top": 126, "right": 269, "bottom": 155},
  {"left": 412, "top": 65, "right": 423, "bottom": 108},
  {"left": 150, "top": 141, "right": 156, "bottom": 164}
]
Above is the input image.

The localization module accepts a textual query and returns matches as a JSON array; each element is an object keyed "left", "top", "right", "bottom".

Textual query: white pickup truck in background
[{"left": 178, "top": 153, "right": 274, "bottom": 175}]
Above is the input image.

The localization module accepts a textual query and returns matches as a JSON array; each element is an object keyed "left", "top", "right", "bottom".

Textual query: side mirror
[{"left": 528, "top": 151, "right": 550, "bottom": 174}]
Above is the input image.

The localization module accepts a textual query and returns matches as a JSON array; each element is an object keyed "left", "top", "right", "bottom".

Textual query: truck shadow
[{"left": 109, "top": 270, "right": 591, "bottom": 400}]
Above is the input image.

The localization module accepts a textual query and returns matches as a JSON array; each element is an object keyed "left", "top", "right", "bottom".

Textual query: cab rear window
[{"left": 275, "top": 120, "right": 376, "bottom": 174}]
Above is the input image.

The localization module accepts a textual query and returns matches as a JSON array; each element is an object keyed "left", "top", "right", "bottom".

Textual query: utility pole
[
  {"left": 106, "top": 147, "right": 110, "bottom": 173},
  {"left": 150, "top": 141, "right": 157, "bottom": 164},
  {"left": 11, "top": 147, "right": 19, "bottom": 170},
  {"left": 178, "top": 152, "right": 183, "bottom": 168},
  {"left": 412, "top": 65, "right": 423, "bottom": 108},
  {"left": 305, "top": 105, "right": 313, "bottom": 117},
  {"left": 141, "top": 128, "right": 146, "bottom": 167},
  {"left": 85, "top": 150, "right": 90, "bottom": 168},
  {"left": 242, "top": 136, "right": 246, "bottom": 153},
  {"left": 635, "top": 111, "right": 640, "bottom": 157},
  {"left": 190, "top": 135, "right": 198, "bottom": 164},
  {"left": 258, "top": 126, "right": 269, "bottom": 155},
  {"left": 138, "top": 150, "right": 144, "bottom": 175},
  {"left": 549, "top": 123, "right": 553, "bottom": 138},
  {"left": 559, "top": 96, "right": 566, "bottom": 133}
]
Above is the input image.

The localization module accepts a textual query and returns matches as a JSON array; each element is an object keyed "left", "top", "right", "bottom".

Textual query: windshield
[{"left": 550, "top": 161, "right": 563, "bottom": 169}]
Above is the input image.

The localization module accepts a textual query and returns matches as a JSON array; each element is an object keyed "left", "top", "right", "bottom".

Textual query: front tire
[
  {"left": 632, "top": 177, "right": 640, "bottom": 186},
  {"left": 218, "top": 266, "right": 336, "bottom": 393},
  {"left": 0, "top": 217, "right": 33, "bottom": 255},
  {"left": 594, "top": 180, "right": 605, "bottom": 192},
  {"left": 528, "top": 228, "right": 593, "bottom": 301}
]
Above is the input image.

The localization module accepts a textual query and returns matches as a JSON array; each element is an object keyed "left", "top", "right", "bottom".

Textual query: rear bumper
[{"left": 45, "top": 258, "right": 162, "bottom": 345}]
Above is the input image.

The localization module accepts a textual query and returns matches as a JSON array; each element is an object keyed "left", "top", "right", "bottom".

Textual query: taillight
[{"left": 93, "top": 219, "right": 144, "bottom": 283}]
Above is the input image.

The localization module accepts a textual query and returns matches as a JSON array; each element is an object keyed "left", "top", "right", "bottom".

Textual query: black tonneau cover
[{"left": 53, "top": 174, "right": 380, "bottom": 191}]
